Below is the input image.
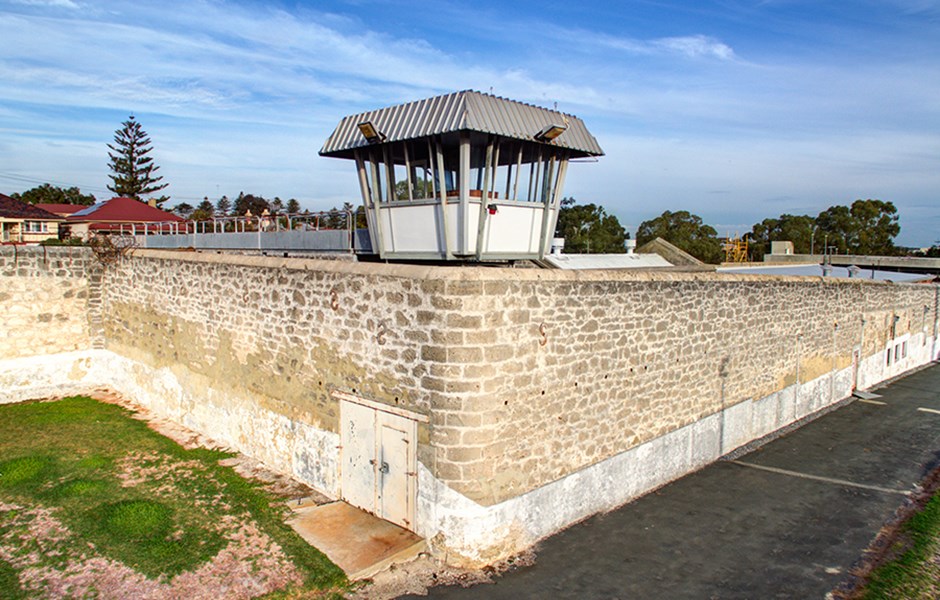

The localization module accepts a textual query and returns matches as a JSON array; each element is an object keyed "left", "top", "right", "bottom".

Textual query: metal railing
[{"left": 114, "top": 210, "right": 368, "bottom": 253}]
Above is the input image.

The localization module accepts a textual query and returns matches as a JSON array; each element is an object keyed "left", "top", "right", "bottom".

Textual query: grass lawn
[
  {"left": 0, "top": 395, "right": 348, "bottom": 599},
  {"left": 857, "top": 488, "right": 940, "bottom": 600}
]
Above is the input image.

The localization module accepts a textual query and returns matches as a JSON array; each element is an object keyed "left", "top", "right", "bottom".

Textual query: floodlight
[
  {"left": 358, "top": 121, "right": 385, "bottom": 143},
  {"left": 535, "top": 123, "right": 567, "bottom": 142}
]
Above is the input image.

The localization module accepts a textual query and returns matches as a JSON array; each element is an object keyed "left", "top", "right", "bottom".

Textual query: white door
[
  {"left": 378, "top": 416, "right": 413, "bottom": 528},
  {"left": 341, "top": 400, "right": 377, "bottom": 514},
  {"left": 340, "top": 399, "right": 418, "bottom": 530}
]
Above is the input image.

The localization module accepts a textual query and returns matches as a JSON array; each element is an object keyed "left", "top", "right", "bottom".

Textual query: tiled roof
[
  {"left": 67, "top": 197, "right": 184, "bottom": 223},
  {"left": 0, "top": 194, "right": 64, "bottom": 220},
  {"left": 35, "top": 203, "right": 87, "bottom": 216}
]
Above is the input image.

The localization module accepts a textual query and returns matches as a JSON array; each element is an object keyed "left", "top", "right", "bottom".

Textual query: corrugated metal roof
[{"left": 320, "top": 90, "right": 604, "bottom": 159}]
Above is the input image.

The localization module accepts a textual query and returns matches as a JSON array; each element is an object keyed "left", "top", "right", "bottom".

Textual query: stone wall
[
  {"left": 0, "top": 246, "right": 101, "bottom": 360},
  {"left": 432, "top": 274, "right": 938, "bottom": 505},
  {"left": 1, "top": 247, "right": 937, "bottom": 566}
]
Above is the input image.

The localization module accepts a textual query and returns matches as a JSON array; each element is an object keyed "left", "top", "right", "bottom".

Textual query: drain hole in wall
[
  {"left": 541, "top": 390, "right": 545, "bottom": 395},
  {"left": 394, "top": 397, "right": 399, "bottom": 404},
  {"left": 504, "top": 400, "right": 509, "bottom": 405}
]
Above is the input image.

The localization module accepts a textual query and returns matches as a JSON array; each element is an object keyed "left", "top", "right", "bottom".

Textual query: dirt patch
[
  {"left": 86, "top": 387, "right": 330, "bottom": 505},
  {"left": 1, "top": 504, "right": 303, "bottom": 599},
  {"left": 832, "top": 463, "right": 940, "bottom": 599}
]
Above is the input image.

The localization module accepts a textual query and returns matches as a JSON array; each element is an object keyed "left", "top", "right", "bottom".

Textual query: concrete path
[
  {"left": 287, "top": 501, "right": 425, "bottom": 580},
  {"left": 408, "top": 363, "right": 940, "bottom": 599}
]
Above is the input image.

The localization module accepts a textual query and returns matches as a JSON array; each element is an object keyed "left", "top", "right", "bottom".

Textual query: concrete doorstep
[{"left": 286, "top": 500, "right": 426, "bottom": 581}]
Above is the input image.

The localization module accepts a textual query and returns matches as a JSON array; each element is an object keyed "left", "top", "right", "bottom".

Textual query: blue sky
[{"left": 1, "top": 0, "right": 938, "bottom": 245}]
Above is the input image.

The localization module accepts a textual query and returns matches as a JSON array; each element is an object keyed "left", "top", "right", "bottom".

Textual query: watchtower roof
[{"left": 319, "top": 90, "right": 604, "bottom": 159}]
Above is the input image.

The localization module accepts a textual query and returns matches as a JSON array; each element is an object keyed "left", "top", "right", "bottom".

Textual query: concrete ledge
[{"left": 125, "top": 248, "right": 924, "bottom": 287}]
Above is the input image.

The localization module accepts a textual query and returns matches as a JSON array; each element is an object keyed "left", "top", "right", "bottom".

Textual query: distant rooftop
[
  {"left": 35, "top": 203, "right": 86, "bottom": 216},
  {"left": 718, "top": 263, "right": 932, "bottom": 283},
  {"left": 635, "top": 237, "right": 706, "bottom": 267},
  {"left": 0, "top": 194, "right": 63, "bottom": 221},
  {"left": 543, "top": 253, "right": 673, "bottom": 270},
  {"left": 320, "top": 90, "right": 604, "bottom": 160},
  {"left": 67, "top": 197, "right": 183, "bottom": 224}
]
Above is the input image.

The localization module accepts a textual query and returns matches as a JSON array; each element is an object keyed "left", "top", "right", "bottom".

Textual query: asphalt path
[{"left": 407, "top": 363, "right": 940, "bottom": 599}]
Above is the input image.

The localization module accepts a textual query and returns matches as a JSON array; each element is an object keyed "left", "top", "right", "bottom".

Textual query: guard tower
[{"left": 320, "top": 90, "right": 603, "bottom": 261}]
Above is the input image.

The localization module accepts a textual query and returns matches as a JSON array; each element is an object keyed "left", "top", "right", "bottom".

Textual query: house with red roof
[
  {"left": 0, "top": 194, "right": 65, "bottom": 244},
  {"left": 35, "top": 203, "right": 87, "bottom": 218},
  {"left": 66, "top": 197, "right": 184, "bottom": 238}
]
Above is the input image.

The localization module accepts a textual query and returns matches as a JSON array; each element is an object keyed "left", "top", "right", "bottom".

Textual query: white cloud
[
  {"left": 652, "top": 35, "right": 736, "bottom": 60},
  {"left": 9, "top": 0, "right": 79, "bottom": 8}
]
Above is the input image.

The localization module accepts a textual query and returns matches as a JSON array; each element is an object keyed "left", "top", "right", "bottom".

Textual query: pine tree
[
  {"left": 107, "top": 116, "right": 168, "bottom": 203},
  {"left": 215, "top": 195, "right": 231, "bottom": 216}
]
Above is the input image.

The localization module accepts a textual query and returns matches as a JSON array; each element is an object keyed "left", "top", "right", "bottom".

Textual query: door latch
[{"left": 379, "top": 461, "right": 390, "bottom": 474}]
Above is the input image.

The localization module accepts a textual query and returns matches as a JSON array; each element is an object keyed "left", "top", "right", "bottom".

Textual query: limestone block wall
[
  {"left": 0, "top": 247, "right": 101, "bottom": 360},
  {"left": 96, "top": 253, "right": 939, "bottom": 509},
  {"left": 98, "top": 251, "right": 450, "bottom": 494},
  {"left": 429, "top": 273, "right": 939, "bottom": 506}
]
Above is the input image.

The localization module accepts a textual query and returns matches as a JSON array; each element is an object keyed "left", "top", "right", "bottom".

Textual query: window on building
[{"left": 25, "top": 221, "right": 49, "bottom": 233}]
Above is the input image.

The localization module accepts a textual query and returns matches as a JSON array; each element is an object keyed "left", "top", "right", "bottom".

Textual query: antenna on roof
[
  {"left": 489, "top": 86, "right": 494, "bottom": 94},
  {"left": 554, "top": 101, "right": 558, "bottom": 110}
]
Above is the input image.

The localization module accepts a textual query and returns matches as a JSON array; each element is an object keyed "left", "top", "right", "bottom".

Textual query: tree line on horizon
[
  {"left": 634, "top": 199, "right": 906, "bottom": 264},
  {"left": 8, "top": 114, "right": 926, "bottom": 260}
]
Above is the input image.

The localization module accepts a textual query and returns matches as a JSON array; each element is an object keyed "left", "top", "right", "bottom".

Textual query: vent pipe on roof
[
  {"left": 626, "top": 239, "right": 637, "bottom": 255},
  {"left": 550, "top": 237, "right": 565, "bottom": 255}
]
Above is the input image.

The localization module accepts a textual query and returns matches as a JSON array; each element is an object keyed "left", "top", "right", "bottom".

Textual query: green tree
[
  {"left": 915, "top": 244, "right": 940, "bottom": 258},
  {"left": 233, "top": 192, "right": 269, "bottom": 216},
  {"left": 816, "top": 199, "right": 899, "bottom": 255},
  {"left": 12, "top": 183, "right": 96, "bottom": 206},
  {"left": 395, "top": 178, "right": 434, "bottom": 200},
  {"left": 191, "top": 197, "right": 215, "bottom": 221},
  {"left": 636, "top": 210, "right": 721, "bottom": 263},
  {"left": 555, "top": 197, "right": 627, "bottom": 253},
  {"left": 286, "top": 198, "right": 301, "bottom": 213},
  {"left": 847, "top": 199, "right": 900, "bottom": 255},
  {"left": 106, "top": 116, "right": 168, "bottom": 203},
  {"left": 748, "top": 214, "right": 816, "bottom": 259},
  {"left": 173, "top": 203, "right": 194, "bottom": 219},
  {"left": 215, "top": 195, "right": 231, "bottom": 217}
]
